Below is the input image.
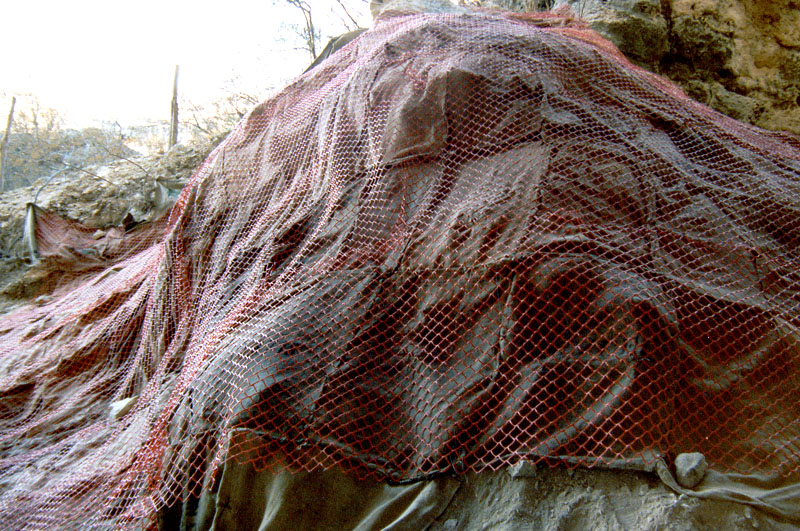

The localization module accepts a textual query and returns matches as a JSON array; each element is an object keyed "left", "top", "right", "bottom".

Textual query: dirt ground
[{"left": 429, "top": 466, "right": 794, "bottom": 531}]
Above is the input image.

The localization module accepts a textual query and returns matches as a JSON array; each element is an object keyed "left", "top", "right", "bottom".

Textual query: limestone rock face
[
  {"left": 552, "top": 0, "right": 800, "bottom": 135},
  {"left": 666, "top": 0, "right": 800, "bottom": 134},
  {"left": 561, "top": 0, "right": 670, "bottom": 67}
]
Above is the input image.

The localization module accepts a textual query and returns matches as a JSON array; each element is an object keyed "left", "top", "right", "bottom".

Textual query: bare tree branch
[
  {"left": 284, "top": 0, "right": 320, "bottom": 59},
  {"left": 334, "top": 0, "right": 362, "bottom": 30},
  {"left": 59, "top": 161, "right": 116, "bottom": 186},
  {"left": 88, "top": 136, "right": 152, "bottom": 179}
]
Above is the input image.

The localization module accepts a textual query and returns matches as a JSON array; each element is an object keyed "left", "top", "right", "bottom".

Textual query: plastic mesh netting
[{"left": 1, "top": 9, "right": 800, "bottom": 529}]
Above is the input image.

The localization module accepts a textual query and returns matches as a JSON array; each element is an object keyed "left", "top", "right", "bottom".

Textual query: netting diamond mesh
[{"left": 1, "top": 9, "right": 799, "bottom": 529}]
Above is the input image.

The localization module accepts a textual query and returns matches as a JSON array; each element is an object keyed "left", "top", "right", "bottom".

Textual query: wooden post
[
  {"left": 0, "top": 96, "right": 16, "bottom": 192},
  {"left": 169, "top": 66, "right": 179, "bottom": 148}
]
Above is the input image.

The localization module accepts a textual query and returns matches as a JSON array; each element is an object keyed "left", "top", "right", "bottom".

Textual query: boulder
[{"left": 675, "top": 453, "right": 708, "bottom": 489}]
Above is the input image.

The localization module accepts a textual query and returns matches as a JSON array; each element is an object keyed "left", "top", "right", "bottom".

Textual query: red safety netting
[{"left": 1, "top": 8, "right": 800, "bottom": 529}]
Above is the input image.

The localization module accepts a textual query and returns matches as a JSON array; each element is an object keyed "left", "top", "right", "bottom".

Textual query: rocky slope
[
  {"left": 0, "top": 143, "right": 211, "bottom": 257},
  {"left": 0, "top": 4, "right": 798, "bottom": 530},
  {"left": 0, "top": 142, "right": 215, "bottom": 312},
  {"left": 550, "top": 0, "right": 800, "bottom": 134}
]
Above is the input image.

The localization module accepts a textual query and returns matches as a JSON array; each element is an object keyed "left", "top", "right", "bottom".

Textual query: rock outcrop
[
  {"left": 0, "top": 142, "right": 214, "bottom": 260},
  {"left": 487, "top": 0, "right": 800, "bottom": 135},
  {"left": 0, "top": 141, "right": 217, "bottom": 313},
  {"left": 661, "top": 0, "right": 800, "bottom": 134}
]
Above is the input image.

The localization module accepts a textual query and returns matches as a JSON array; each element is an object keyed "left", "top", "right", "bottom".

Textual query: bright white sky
[{"left": 0, "top": 0, "right": 370, "bottom": 128}]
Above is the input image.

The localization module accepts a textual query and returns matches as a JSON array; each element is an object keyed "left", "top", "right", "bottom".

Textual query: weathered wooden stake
[{"left": 169, "top": 66, "right": 179, "bottom": 148}]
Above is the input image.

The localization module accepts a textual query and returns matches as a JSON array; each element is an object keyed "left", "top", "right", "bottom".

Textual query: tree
[
  {"left": 279, "top": 0, "right": 370, "bottom": 61},
  {"left": 284, "top": 0, "right": 321, "bottom": 60},
  {"left": 0, "top": 97, "right": 16, "bottom": 192},
  {"left": 181, "top": 90, "right": 261, "bottom": 146},
  {"left": 0, "top": 95, "right": 140, "bottom": 192}
]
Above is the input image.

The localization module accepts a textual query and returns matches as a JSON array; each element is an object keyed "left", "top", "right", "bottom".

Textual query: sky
[{"left": 0, "top": 0, "right": 370, "bottom": 128}]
